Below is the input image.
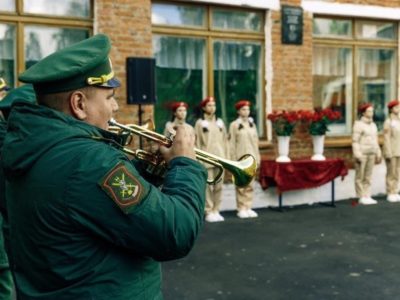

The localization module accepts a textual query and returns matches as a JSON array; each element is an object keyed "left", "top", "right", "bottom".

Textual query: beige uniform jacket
[
  {"left": 352, "top": 117, "right": 381, "bottom": 160},
  {"left": 228, "top": 118, "right": 260, "bottom": 166},
  {"left": 194, "top": 116, "right": 228, "bottom": 163},
  {"left": 382, "top": 114, "right": 400, "bottom": 158},
  {"left": 163, "top": 120, "right": 195, "bottom": 137}
]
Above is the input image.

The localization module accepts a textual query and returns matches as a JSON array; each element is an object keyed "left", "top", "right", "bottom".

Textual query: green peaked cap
[
  {"left": 19, "top": 34, "right": 120, "bottom": 94},
  {"left": 0, "top": 84, "right": 36, "bottom": 109}
]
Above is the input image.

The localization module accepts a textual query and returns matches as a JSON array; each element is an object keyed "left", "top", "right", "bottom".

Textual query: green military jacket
[
  {"left": 0, "top": 120, "right": 8, "bottom": 268},
  {"left": 0, "top": 119, "right": 5, "bottom": 147},
  {"left": 1, "top": 102, "right": 207, "bottom": 299}
]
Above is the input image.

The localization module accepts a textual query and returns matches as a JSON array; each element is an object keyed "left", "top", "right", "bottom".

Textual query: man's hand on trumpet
[{"left": 160, "top": 125, "right": 196, "bottom": 163}]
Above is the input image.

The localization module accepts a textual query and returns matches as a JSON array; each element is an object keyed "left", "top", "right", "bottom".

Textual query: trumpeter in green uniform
[{"left": 1, "top": 34, "right": 207, "bottom": 299}]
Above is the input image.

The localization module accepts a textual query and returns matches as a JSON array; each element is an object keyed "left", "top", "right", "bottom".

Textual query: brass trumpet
[{"left": 108, "top": 118, "right": 257, "bottom": 187}]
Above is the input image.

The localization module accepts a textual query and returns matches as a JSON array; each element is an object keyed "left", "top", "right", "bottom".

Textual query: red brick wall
[
  {"left": 267, "top": 0, "right": 314, "bottom": 160},
  {"left": 96, "top": 0, "right": 153, "bottom": 126}
]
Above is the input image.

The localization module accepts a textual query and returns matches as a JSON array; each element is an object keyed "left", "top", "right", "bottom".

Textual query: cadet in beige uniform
[
  {"left": 352, "top": 103, "right": 382, "bottom": 205},
  {"left": 195, "top": 96, "right": 228, "bottom": 222},
  {"left": 229, "top": 100, "right": 260, "bottom": 218},
  {"left": 164, "top": 101, "right": 194, "bottom": 137},
  {"left": 382, "top": 100, "right": 400, "bottom": 203}
]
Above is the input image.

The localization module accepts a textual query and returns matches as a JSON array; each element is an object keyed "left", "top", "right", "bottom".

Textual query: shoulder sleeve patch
[{"left": 98, "top": 162, "right": 145, "bottom": 214}]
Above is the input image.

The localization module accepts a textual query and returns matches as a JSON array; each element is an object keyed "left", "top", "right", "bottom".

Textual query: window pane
[
  {"left": 153, "top": 35, "right": 206, "bottom": 133},
  {"left": 357, "top": 48, "right": 397, "bottom": 130},
  {"left": 152, "top": 3, "right": 205, "bottom": 27},
  {"left": 0, "top": 0, "right": 15, "bottom": 12},
  {"left": 213, "top": 40, "right": 263, "bottom": 135},
  {"left": 313, "top": 18, "right": 352, "bottom": 38},
  {"left": 24, "top": 26, "right": 89, "bottom": 69},
  {"left": 356, "top": 21, "right": 397, "bottom": 40},
  {"left": 212, "top": 8, "right": 262, "bottom": 32},
  {"left": 24, "top": 0, "right": 91, "bottom": 18},
  {"left": 313, "top": 46, "right": 352, "bottom": 135},
  {"left": 0, "top": 24, "right": 16, "bottom": 89}
]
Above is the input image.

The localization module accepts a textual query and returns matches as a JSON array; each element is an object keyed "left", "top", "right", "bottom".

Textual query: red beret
[
  {"left": 200, "top": 96, "right": 215, "bottom": 107},
  {"left": 171, "top": 101, "right": 188, "bottom": 112},
  {"left": 235, "top": 100, "right": 251, "bottom": 110},
  {"left": 358, "top": 103, "right": 373, "bottom": 113},
  {"left": 388, "top": 100, "right": 400, "bottom": 110}
]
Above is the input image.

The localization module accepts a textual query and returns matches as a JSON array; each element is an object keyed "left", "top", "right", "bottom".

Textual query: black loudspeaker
[{"left": 126, "top": 57, "right": 156, "bottom": 104}]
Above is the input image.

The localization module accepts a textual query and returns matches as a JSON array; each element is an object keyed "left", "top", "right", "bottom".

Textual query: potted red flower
[
  {"left": 307, "top": 108, "right": 341, "bottom": 136},
  {"left": 267, "top": 110, "right": 300, "bottom": 136},
  {"left": 267, "top": 110, "right": 300, "bottom": 162},
  {"left": 300, "top": 108, "right": 341, "bottom": 160}
]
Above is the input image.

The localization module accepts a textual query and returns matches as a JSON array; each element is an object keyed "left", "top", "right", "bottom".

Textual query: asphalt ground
[{"left": 162, "top": 198, "right": 400, "bottom": 300}]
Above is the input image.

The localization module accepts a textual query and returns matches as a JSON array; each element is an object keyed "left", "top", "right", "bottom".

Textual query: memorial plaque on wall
[{"left": 281, "top": 5, "right": 303, "bottom": 45}]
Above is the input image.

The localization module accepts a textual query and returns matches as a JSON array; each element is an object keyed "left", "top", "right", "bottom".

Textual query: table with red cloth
[{"left": 259, "top": 158, "right": 348, "bottom": 209}]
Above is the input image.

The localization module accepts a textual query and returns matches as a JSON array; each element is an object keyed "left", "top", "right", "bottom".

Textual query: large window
[
  {"left": 153, "top": 35, "right": 206, "bottom": 126},
  {"left": 24, "top": 26, "right": 89, "bottom": 69},
  {"left": 152, "top": 2, "right": 265, "bottom": 134},
  {"left": 0, "top": 0, "right": 92, "bottom": 89},
  {"left": 0, "top": 24, "right": 16, "bottom": 89},
  {"left": 213, "top": 40, "right": 262, "bottom": 128},
  {"left": 24, "top": 0, "right": 91, "bottom": 17},
  {"left": 313, "top": 18, "right": 397, "bottom": 134}
]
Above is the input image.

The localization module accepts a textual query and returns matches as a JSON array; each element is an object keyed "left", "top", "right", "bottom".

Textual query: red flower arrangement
[
  {"left": 300, "top": 108, "right": 341, "bottom": 135},
  {"left": 267, "top": 110, "right": 300, "bottom": 136}
]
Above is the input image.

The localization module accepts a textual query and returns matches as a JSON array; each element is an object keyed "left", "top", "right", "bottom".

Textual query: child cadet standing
[
  {"left": 229, "top": 100, "right": 260, "bottom": 218},
  {"left": 1, "top": 34, "right": 207, "bottom": 299},
  {"left": 352, "top": 103, "right": 382, "bottom": 205},
  {"left": 382, "top": 100, "right": 400, "bottom": 202},
  {"left": 0, "top": 84, "right": 36, "bottom": 300},
  {"left": 194, "top": 96, "right": 228, "bottom": 222},
  {"left": 164, "top": 101, "right": 194, "bottom": 137}
]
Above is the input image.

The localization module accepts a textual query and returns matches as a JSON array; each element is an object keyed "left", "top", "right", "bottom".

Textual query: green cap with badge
[
  {"left": 19, "top": 34, "right": 120, "bottom": 95},
  {"left": 0, "top": 84, "right": 36, "bottom": 110}
]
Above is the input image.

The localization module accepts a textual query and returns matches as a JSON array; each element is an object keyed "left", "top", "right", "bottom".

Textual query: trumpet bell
[{"left": 226, "top": 154, "right": 257, "bottom": 188}]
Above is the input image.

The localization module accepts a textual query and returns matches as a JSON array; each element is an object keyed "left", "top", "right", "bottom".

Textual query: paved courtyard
[{"left": 162, "top": 198, "right": 400, "bottom": 300}]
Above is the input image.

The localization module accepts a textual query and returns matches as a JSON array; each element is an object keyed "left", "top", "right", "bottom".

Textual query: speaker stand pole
[{"left": 138, "top": 104, "right": 143, "bottom": 149}]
